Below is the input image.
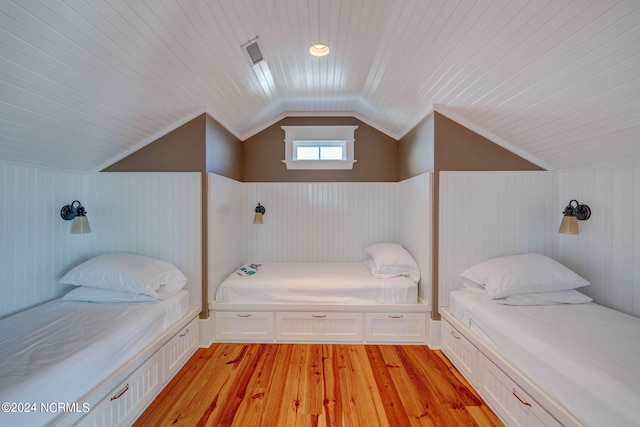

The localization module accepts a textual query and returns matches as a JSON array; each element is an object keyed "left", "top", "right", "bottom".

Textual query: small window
[
  {"left": 282, "top": 126, "right": 358, "bottom": 170},
  {"left": 293, "top": 140, "right": 346, "bottom": 161}
]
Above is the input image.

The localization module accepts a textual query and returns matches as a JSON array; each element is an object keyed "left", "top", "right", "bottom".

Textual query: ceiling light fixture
[{"left": 309, "top": 43, "right": 330, "bottom": 57}]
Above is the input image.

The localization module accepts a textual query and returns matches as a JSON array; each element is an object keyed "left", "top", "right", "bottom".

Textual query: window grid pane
[
  {"left": 296, "top": 146, "right": 320, "bottom": 160},
  {"left": 320, "top": 146, "right": 344, "bottom": 160}
]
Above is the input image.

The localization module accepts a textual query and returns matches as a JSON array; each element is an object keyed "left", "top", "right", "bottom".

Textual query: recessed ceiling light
[{"left": 309, "top": 43, "right": 330, "bottom": 57}]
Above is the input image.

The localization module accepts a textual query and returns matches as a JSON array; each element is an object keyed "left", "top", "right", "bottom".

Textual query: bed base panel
[
  {"left": 440, "top": 308, "right": 583, "bottom": 427},
  {"left": 211, "top": 299, "right": 430, "bottom": 344},
  {"left": 50, "top": 307, "right": 200, "bottom": 427}
]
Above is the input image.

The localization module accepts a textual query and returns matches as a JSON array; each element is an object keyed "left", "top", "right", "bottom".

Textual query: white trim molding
[{"left": 281, "top": 125, "right": 358, "bottom": 170}]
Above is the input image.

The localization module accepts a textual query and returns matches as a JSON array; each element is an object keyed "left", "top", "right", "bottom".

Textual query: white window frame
[{"left": 282, "top": 125, "right": 358, "bottom": 170}]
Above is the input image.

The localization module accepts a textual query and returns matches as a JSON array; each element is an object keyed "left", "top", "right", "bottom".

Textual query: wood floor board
[{"left": 134, "top": 343, "right": 503, "bottom": 427}]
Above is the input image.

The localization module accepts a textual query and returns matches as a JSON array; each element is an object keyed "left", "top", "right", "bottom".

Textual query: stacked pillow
[
  {"left": 364, "top": 242, "right": 420, "bottom": 283},
  {"left": 460, "top": 253, "right": 592, "bottom": 305},
  {"left": 61, "top": 253, "right": 187, "bottom": 303}
]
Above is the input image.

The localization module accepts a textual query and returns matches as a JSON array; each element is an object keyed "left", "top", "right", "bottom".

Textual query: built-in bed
[
  {"left": 440, "top": 253, "right": 640, "bottom": 427},
  {"left": 212, "top": 243, "right": 430, "bottom": 344},
  {"left": 0, "top": 253, "right": 200, "bottom": 427}
]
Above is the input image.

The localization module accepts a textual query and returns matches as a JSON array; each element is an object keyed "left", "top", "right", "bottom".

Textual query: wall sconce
[
  {"left": 253, "top": 203, "right": 265, "bottom": 224},
  {"left": 60, "top": 200, "right": 91, "bottom": 234},
  {"left": 558, "top": 199, "right": 591, "bottom": 235}
]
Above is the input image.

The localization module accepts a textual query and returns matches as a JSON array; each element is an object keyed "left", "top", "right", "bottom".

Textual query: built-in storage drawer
[
  {"left": 276, "top": 312, "right": 363, "bottom": 342},
  {"left": 478, "top": 353, "right": 562, "bottom": 427},
  {"left": 78, "top": 350, "right": 162, "bottom": 427},
  {"left": 215, "top": 311, "right": 274, "bottom": 341},
  {"left": 441, "top": 319, "right": 478, "bottom": 386},
  {"left": 364, "top": 312, "right": 427, "bottom": 343},
  {"left": 163, "top": 317, "right": 199, "bottom": 383}
]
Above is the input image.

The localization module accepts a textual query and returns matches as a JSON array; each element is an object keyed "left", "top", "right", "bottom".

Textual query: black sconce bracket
[
  {"left": 60, "top": 200, "right": 87, "bottom": 221},
  {"left": 562, "top": 199, "right": 591, "bottom": 221}
]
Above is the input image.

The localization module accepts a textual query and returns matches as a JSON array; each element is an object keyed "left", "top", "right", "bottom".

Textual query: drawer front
[
  {"left": 215, "top": 311, "right": 274, "bottom": 341},
  {"left": 78, "top": 351, "right": 162, "bottom": 427},
  {"left": 163, "top": 317, "right": 199, "bottom": 383},
  {"left": 479, "top": 354, "right": 562, "bottom": 427},
  {"left": 276, "top": 312, "right": 363, "bottom": 342},
  {"left": 364, "top": 312, "right": 427, "bottom": 343},
  {"left": 441, "top": 320, "right": 478, "bottom": 386}
]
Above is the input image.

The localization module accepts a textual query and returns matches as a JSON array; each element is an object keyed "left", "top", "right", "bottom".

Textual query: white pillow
[
  {"left": 460, "top": 276, "right": 485, "bottom": 291},
  {"left": 60, "top": 253, "right": 187, "bottom": 297},
  {"left": 460, "top": 253, "right": 589, "bottom": 299},
  {"left": 63, "top": 286, "right": 158, "bottom": 303},
  {"left": 491, "top": 289, "right": 593, "bottom": 306},
  {"left": 364, "top": 243, "right": 420, "bottom": 282}
]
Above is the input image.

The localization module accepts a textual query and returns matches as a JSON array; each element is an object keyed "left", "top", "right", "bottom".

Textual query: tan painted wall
[
  {"left": 242, "top": 117, "right": 398, "bottom": 182},
  {"left": 103, "top": 113, "right": 243, "bottom": 180},
  {"left": 434, "top": 112, "right": 542, "bottom": 172},
  {"left": 206, "top": 115, "right": 243, "bottom": 181},
  {"left": 103, "top": 114, "right": 207, "bottom": 172},
  {"left": 398, "top": 113, "right": 435, "bottom": 180}
]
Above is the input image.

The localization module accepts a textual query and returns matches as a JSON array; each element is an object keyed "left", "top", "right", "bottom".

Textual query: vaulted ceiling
[{"left": 1, "top": 0, "right": 639, "bottom": 172}]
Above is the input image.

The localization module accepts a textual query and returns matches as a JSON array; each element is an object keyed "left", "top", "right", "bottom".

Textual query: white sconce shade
[{"left": 72, "top": 215, "right": 91, "bottom": 234}]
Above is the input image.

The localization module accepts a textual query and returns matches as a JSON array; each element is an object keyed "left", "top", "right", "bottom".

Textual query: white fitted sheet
[
  {"left": 215, "top": 263, "right": 418, "bottom": 304},
  {"left": 449, "top": 289, "right": 640, "bottom": 427},
  {"left": 0, "top": 290, "right": 189, "bottom": 426}
]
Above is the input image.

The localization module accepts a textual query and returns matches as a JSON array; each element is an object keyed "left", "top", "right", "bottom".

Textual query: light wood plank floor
[{"left": 135, "top": 343, "right": 503, "bottom": 427}]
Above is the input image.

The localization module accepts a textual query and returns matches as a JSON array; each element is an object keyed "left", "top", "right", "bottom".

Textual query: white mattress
[
  {"left": 215, "top": 263, "right": 418, "bottom": 304},
  {"left": 449, "top": 289, "right": 640, "bottom": 427},
  {"left": 0, "top": 290, "right": 190, "bottom": 427}
]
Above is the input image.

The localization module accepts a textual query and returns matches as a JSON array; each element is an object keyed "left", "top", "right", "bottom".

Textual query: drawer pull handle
[
  {"left": 312, "top": 314, "right": 327, "bottom": 318},
  {"left": 388, "top": 315, "right": 404, "bottom": 319},
  {"left": 179, "top": 328, "right": 190, "bottom": 337},
  {"left": 450, "top": 330, "right": 461, "bottom": 340},
  {"left": 110, "top": 384, "right": 129, "bottom": 401},
  {"left": 237, "top": 314, "right": 252, "bottom": 318},
  {"left": 512, "top": 389, "right": 532, "bottom": 407}
]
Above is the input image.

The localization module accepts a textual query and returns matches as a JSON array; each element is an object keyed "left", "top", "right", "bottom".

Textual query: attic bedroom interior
[{"left": 1, "top": 1, "right": 639, "bottom": 426}]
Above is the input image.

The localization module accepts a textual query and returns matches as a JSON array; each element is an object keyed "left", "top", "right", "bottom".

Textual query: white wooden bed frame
[
  {"left": 210, "top": 298, "right": 430, "bottom": 344},
  {"left": 49, "top": 306, "right": 200, "bottom": 426},
  {"left": 440, "top": 307, "right": 583, "bottom": 427}
]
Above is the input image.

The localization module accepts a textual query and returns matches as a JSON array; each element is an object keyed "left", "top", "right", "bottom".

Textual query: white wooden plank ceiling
[{"left": 0, "top": 0, "right": 639, "bottom": 172}]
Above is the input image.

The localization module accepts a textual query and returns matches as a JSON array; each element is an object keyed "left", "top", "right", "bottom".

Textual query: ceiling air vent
[{"left": 243, "top": 38, "right": 264, "bottom": 65}]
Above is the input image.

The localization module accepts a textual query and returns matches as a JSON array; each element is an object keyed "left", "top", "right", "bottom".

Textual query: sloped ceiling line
[{"left": 0, "top": 0, "right": 639, "bottom": 172}]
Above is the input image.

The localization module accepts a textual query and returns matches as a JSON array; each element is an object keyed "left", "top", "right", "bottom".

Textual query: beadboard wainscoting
[
  {"left": 246, "top": 182, "right": 398, "bottom": 263},
  {"left": 438, "top": 171, "right": 558, "bottom": 308},
  {"left": 208, "top": 173, "right": 247, "bottom": 304},
  {"left": 0, "top": 162, "right": 202, "bottom": 318},
  {"left": 559, "top": 160, "right": 640, "bottom": 317},
  {"left": 397, "top": 173, "right": 432, "bottom": 302}
]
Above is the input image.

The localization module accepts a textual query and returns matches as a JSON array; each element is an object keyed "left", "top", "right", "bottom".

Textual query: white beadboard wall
[
  {"left": 1, "top": 162, "right": 89, "bottom": 317},
  {"left": 247, "top": 182, "right": 398, "bottom": 263},
  {"left": 438, "top": 171, "right": 558, "bottom": 308},
  {"left": 558, "top": 160, "right": 640, "bottom": 317},
  {"left": 397, "top": 173, "right": 432, "bottom": 302},
  {"left": 208, "top": 173, "right": 246, "bottom": 303},
  {"left": 87, "top": 172, "right": 202, "bottom": 308},
  {"left": 0, "top": 162, "right": 202, "bottom": 318}
]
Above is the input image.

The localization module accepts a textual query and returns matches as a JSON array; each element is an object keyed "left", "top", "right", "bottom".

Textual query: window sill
[{"left": 282, "top": 159, "right": 357, "bottom": 170}]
